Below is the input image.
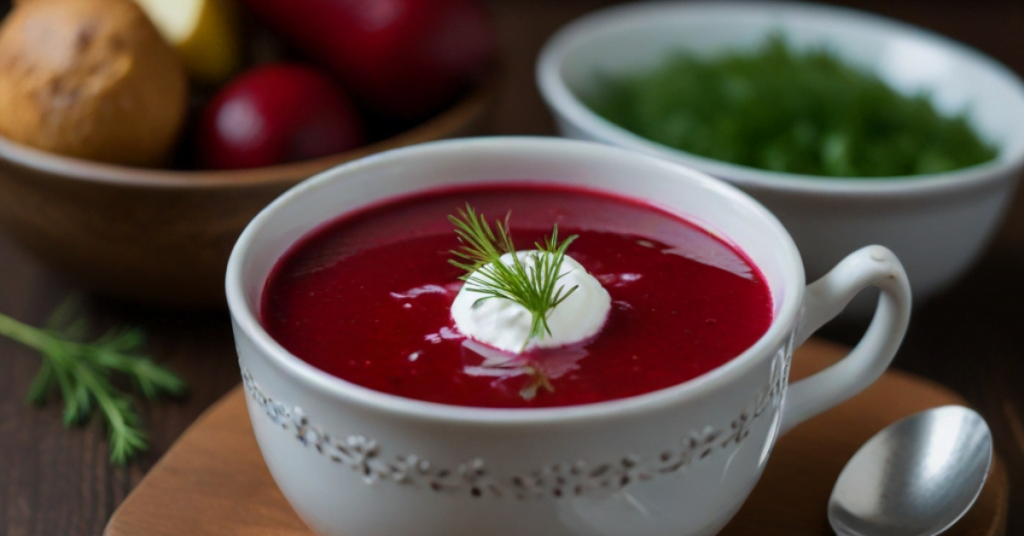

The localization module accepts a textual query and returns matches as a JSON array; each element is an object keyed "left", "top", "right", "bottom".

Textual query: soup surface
[{"left": 261, "top": 184, "right": 772, "bottom": 408}]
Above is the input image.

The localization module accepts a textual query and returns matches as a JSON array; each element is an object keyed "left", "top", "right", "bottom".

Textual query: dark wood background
[{"left": 1, "top": 1, "right": 1023, "bottom": 535}]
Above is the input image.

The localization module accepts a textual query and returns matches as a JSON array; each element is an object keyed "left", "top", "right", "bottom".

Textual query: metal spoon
[{"left": 828, "top": 405, "right": 993, "bottom": 536}]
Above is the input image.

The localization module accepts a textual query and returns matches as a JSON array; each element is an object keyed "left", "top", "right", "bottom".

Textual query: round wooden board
[{"left": 104, "top": 339, "right": 1008, "bottom": 536}]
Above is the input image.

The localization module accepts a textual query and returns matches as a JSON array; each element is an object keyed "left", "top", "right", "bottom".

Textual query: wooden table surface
[{"left": 1, "top": 1, "right": 1023, "bottom": 535}]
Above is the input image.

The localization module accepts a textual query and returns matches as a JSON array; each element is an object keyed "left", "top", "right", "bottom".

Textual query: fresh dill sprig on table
[
  {"left": 0, "top": 298, "right": 187, "bottom": 465},
  {"left": 448, "top": 203, "right": 580, "bottom": 344}
]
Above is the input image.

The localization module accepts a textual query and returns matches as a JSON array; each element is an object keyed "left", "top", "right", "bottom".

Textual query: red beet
[
  {"left": 198, "top": 64, "right": 364, "bottom": 170},
  {"left": 238, "top": 0, "right": 496, "bottom": 118}
]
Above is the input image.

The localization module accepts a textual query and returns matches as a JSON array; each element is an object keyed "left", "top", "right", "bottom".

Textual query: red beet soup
[{"left": 261, "top": 184, "right": 773, "bottom": 408}]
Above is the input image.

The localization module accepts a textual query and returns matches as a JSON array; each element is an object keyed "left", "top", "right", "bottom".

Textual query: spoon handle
[{"left": 780, "top": 245, "right": 912, "bottom": 434}]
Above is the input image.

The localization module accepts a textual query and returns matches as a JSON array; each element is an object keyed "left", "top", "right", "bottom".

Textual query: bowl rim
[
  {"left": 226, "top": 136, "right": 806, "bottom": 426},
  {"left": 0, "top": 78, "right": 495, "bottom": 190},
  {"left": 536, "top": 0, "right": 1024, "bottom": 197}
]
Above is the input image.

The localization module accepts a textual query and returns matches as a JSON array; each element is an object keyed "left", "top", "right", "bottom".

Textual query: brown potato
[{"left": 0, "top": 0, "right": 187, "bottom": 167}]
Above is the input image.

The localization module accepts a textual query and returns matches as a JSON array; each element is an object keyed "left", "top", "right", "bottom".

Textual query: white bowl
[
  {"left": 537, "top": 1, "right": 1024, "bottom": 310},
  {"left": 227, "top": 136, "right": 911, "bottom": 536}
]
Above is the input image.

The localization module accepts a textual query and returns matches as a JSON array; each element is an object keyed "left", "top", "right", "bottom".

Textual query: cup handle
[{"left": 779, "top": 245, "right": 912, "bottom": 434}]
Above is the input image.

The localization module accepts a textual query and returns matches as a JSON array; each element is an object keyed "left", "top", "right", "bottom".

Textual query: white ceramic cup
[{"left": 226, "top": 137, "right": 911, "bottom": 536}]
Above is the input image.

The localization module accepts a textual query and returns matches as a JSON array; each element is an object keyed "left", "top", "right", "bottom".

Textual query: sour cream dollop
[{"left": 451, "top": 251, "right": 611, "bottom": 353}]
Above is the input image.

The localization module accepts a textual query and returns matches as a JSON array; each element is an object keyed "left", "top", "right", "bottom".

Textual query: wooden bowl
[{"left": 0, "top": 82, "right": 495, "bottom": 307}]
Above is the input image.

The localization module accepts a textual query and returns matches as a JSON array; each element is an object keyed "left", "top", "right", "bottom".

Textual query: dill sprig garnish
[
  {"left": 0, "top": 297, "right": 187, "bottom": 465},
  {"left": 449, "top": 204, "right": 580, "bottom": 346}
]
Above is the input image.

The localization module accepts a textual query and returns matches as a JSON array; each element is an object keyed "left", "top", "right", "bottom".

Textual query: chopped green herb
[{"left": 584, "top": 36, "right": 998, "bottom": 177}]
